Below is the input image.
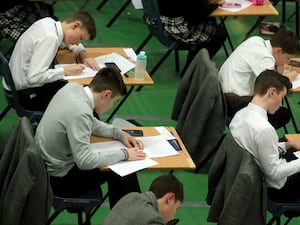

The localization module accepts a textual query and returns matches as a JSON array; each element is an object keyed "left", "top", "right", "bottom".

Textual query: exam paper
[
  {"left": 94, "top": 52, "right": 136, "bottom": 75},
  {"left": 292, "top": 74, "right": 300, "bottom": 89},
  {"left": 91, "top": 135, "right": 179, "bottom": 158},
  {"left": 90, "top": 135, "right": 178, "bottom": 176},
  {"left": 219, "top": 0, "right": 252, "bottom": 12},
  {"left": 55, "top": 64, "right": 99, "bottom": 80},
  {"left": 108, "top": 158, "right": 158, "bottom": 177}
]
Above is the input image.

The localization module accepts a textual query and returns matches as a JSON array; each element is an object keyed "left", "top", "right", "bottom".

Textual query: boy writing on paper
[
  {"left": 4, "top": 10, "right": 100, "bottom": 111},
  {"left": 35, "top": 67, "right": 146, "bottom": 208},
  {"left": 219, "top": 28, "right": 300, "bottom": 129},
  {"left": 229, "top": 70, "right": 300, "bottom": 203}
]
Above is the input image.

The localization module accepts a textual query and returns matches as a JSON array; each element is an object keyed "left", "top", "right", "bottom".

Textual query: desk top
[
  {"left": 285, "top": 58, "right": 300, "bottom": 93},
  {"left": 56, "top": 47, "right": 154, "bottom": 86},
  {"left": 90, "top": 126, "right": 196, "bottom": 171},
  {"left": 285, "top": 133, "right": 300, "bottom": 141},
  {"left": 210, "top": 0, "right": 278, "bottom": 17}
]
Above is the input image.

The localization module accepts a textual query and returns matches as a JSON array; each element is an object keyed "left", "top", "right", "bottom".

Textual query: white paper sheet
[
  {"left": 94, "top": 52, "right": 136, "bottom": 75},
  {"left": 292, "top": 74, "right": 300, "bottom": 89},
  {"left": 219, "top": 0, "right": 253, "bottom": 12},
  {"left": 55, "top": 64, "right": 99, "bottom": 80},
  {"left": 108, "top": 157, "right": 158, "bottom": 177},
  {"left": 90, "top": 135, "right": 179, "bottom": 176}
]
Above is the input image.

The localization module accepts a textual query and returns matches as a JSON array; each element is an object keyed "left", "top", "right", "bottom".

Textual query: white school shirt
[
  {"left": 230, "top": 103, "right": 300, "bottom": 189},
  {"left": 219, "top": 36, "right": 275, "bottom": 96},
  {"left": 4, "top": 17, "right": 85, "bottom": 90}
]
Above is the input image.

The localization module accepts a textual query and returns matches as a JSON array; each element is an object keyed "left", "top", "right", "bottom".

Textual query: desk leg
[
  {"left": 106, "top": 0, "right": 131, "bottom": 27},
  {"left": 106, "top": 86, "right": 134, "bottom": 123},
  {"left": 284, "top": 96, "right": 299, "bottom": 133},
  {"left": 243, "top": 16, "right": 266, "bottom": 41},
  {"left": 135, "top": 34, "right": 153, "bottom": 54},
  {"left": 96, "top": 0, "right": 108, "bottom": 10},
  {"left": 219, "top": 17, "right": 235, "bottom": 53}
]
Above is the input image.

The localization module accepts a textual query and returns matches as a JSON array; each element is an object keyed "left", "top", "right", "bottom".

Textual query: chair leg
[
  {"left": 174, "top": 50, "right": 180, "bottom": 72},
  {"left": 46, "top": 211, "right": 60, "bottom": 225},
  {"left": 0, "top": 105, "right": 12, "bottom": 121},
  {"left": 283, "top": 217, "right": 293, "bottom": 225},
  {"left": 135, "top": 33, "right": 153, "bottom": 54},
  {"left": 78, "top": 212, "right": 83, "bottom": 225}
]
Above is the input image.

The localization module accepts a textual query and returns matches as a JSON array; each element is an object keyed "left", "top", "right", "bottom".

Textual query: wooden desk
[
  {"left": 285, "top": 133, "right": 300, "bottom": 141},
  {"left": 56, "top": 47, "right": 154, "bottom": 122},
  {"left": 211, "top": 0, "right": 279, "bottom": 52},
  {"left": 286, "top": 58, "right": 300, "bottom": 93},
  {"left": 91, "top": 126, "right": 196, "bottom": 171},
  {"left": 56, "top": 47, "right": 153, "bottom": 87}
]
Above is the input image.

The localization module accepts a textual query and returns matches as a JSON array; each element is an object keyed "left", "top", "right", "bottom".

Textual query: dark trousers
[
  {"left": 224, "top": 93, "right": 291, "bottom": 129},
  {"left": 17, "top": 80, "right": 67, "bottom": 111},
  {"left": 50, "top": 165, "right": 141, "bottom": 208},
  {"left": 268, "top": 149, "right": 300, "bottom": 203},
  {"left": 181, "top": 25, "right": 227, "bottom": 77}
]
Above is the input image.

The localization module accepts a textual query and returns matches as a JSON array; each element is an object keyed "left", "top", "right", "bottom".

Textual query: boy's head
[
  {"left": 89, "top": 67, "right": 127, "bottom": 115},
  {"left": 271, "top": 28, "right": 300, "bottom": 67},
  {"left": 253, "top": 70, "right": 292, "bottom": 114},
  {"left": 62, "top": 10, "right": 96, "bottom": 45},
  {"left": 149, "top": 174, "right": 184, "bottom": 223}
]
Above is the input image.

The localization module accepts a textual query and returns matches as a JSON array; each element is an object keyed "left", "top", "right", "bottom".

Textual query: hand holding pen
[{"left": 64, "top": 64, "right": 85, "bottom": 76}]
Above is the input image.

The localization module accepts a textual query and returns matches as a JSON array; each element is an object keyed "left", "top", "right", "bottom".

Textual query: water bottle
[{"left": 135, "top": 51, "right": 147, "bottom": 81}]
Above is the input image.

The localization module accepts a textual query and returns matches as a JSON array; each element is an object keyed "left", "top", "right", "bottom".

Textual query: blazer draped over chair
[
  {"left": 171, "top": 48, "right": 226, "bottom": 168},
  {"left": 0, "top": 117, "right": 53, "bottom": 225},
  {"left": 206, "top": 132, "right": 267, "bottom": 225}
]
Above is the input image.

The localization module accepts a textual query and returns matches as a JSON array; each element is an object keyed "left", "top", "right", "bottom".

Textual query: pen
[{"left": 124, "top": 73, "right": 129, "bottom": 78}]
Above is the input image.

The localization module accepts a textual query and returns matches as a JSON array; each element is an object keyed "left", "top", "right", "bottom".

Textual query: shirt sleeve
[
  {"left": 67, "top": 43, "right": 85, "bottom": 55},
  {"left": 250, "top": 56, "right": 275, "bottom": 77},
  {"left": 256, "top": 127, "right": 300, "bottom": 188},
  {"left": 66, "top": 113, "right": 127, "bottom": 170},
  {"left": 27, "top": 36, "right": 65, "bottom": 86}
]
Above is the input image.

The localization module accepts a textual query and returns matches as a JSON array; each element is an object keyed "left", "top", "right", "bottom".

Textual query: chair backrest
[
  {"left": 141, "top": 0, "right": 179, "bottom": 49},
  {"left": 206, "top": 132, "right": 267, "bottom": 225},
  {"left": 171, "top": 49, "right": 227, "bottom": 169},
  {"left": 0, "top": 117, "right": 53, "bottom": 225},
  {"left": 0, "top": 51, "right": 43, "bottom": 123}
]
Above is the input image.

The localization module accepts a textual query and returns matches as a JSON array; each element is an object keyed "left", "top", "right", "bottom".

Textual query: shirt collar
[
  {"left": 248, "top": 103, "right": 268, "bottom": 120},
  {"left": 55, "top": 21, "right": 64, "bottom": 47},
  {"left": 264, "top": 40, "right": 272, "bottom": 54},
  {"left": 84, "top": 86, "right": 95, "bottom": 109}
]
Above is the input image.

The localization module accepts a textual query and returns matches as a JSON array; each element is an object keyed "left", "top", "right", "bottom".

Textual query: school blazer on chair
[{"left": 171, "top": 48, "right": 226, "bottom": 168}]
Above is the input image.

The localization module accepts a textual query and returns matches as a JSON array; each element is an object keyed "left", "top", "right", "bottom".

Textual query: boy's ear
[
  {"left": 72, "top": 21, "right": 82, "bottom": 29},
  {"left": 166, "top": 192, "right": 175, "bottom": 203},
  {"left": 102, "top": 90, "right": 112, "bottom": 98},
  {"left": 268, "top": 87, "right": 276, "bottom": 97}
]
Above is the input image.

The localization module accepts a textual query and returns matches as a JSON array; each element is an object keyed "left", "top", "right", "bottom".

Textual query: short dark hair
[
  {"left": 149, "top": 174, "right": 184, "bottom": 202},
  {"left": 270, "top": 28, "right": 300, "bottom": 55},
  {"left": 254, "top": 70, "right": 292, "bottom": 96},
  {"left": 89, "top": 67, "right": 127, "bottom": 97},
  {"left": 64, "top": 10, "right": 96, "bottom": 40}
]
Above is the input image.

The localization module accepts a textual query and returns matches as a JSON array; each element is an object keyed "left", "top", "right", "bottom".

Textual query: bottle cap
[{"left": 137, "top": 51, "right": 147, "bottom": 60}]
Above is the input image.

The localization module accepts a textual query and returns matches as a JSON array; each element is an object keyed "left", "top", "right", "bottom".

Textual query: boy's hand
[
  {"left": 122, "top": 134, "right": 144, "bottom": 150},
  {"left": 64, "top": 64, "right": 85, "bottom": 75},
  {"left": 82, "top": 57, "right": 100, "bottom": 71}
]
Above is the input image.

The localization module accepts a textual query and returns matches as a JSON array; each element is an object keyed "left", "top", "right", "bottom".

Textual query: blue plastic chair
[{"left": 0, "top": 51, "right": 43, "bottom": 123}]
